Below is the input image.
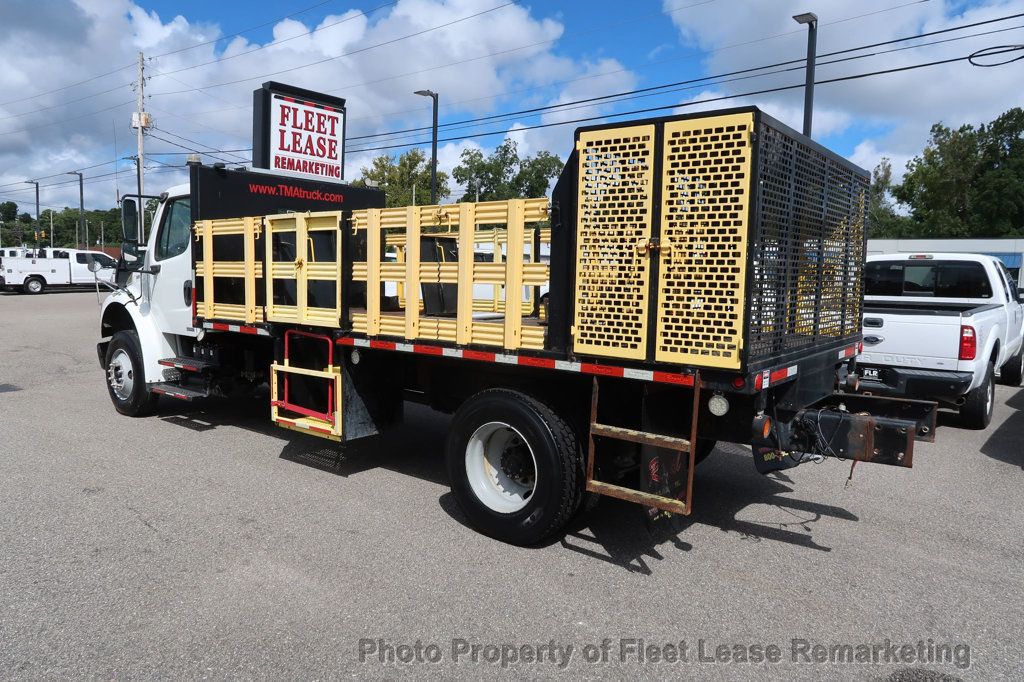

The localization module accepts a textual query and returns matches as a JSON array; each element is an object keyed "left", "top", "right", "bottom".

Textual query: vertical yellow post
[
  {"left": 366, "top": 209, "right": 381, "bottom": 336},
  {"left": 404, "top": 206, "right": 420, "bottom": 340},
  {"left": 503, "top": 199, "right": 525, "bottom": 350},
  {"left": 244, "top": 217, "right": 257, "bottom": 323},
  {"left": 202, "top": 219, "right": 214, "bottom": 318},
  {"left": 492, "top": 231, "right": 502, "bottom": 312},
  {"left": 295, "top": 214, "right": 308, "bottom": 322},
  {"left": 456, "top": 202, "right": 475, "bottom": 344}
]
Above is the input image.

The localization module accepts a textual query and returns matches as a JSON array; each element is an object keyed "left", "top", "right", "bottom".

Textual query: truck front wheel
[
  {"left": 960, "top": 363, "right": 994, "bottom": 429},
  {"left": 23, "top": 277, "right": 44, "bottom": 294},
  {"left": 446, "top": 389, "right": 583, "bottom": 545},
  {"left": 104, "top": 331, "right": 159, "bottom": 417}
]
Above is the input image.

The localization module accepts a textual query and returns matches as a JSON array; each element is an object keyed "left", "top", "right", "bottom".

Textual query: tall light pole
[
  {"left": 24, "top": 180, "right": 39, "bottom": 245},
  {"left": 67, "top": 171, "right": 84, "bottom": 248},
  {"left": 793, "top": 12, "right": 818, "bottom": 137},
  {"left": 414, "top": 89, "right": 439, "bottom": 204}
]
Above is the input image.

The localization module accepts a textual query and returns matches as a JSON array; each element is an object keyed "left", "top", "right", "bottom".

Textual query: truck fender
[{"left": 98, "top": 296, "right": 175, "bottom": 382}]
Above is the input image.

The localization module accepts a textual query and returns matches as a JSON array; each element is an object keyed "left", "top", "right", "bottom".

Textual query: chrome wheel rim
[
  {"left": 465, "top": 422, "right": 537, "bottom": 513},
  {"left": 27, "top": 280, "right": 41, "bottom": 293},
  {"left": 107, "top": 349, "right": 134, "bottom": 401}
]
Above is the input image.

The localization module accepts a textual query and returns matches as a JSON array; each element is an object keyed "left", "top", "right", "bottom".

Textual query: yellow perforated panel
[
  {"left": 655, "top": 113, "right": 753, "bottom": 369},
  {"left": 573, "top": 124, "right": 655, "bottom": 360}
]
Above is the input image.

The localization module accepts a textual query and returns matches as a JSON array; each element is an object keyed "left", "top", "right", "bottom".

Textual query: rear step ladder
[
  {"left": 157, "top": 356, "right": 216, "bottom": 373},
  {"left": 586, "top": 374, "right": 702, "bottom": 517}
]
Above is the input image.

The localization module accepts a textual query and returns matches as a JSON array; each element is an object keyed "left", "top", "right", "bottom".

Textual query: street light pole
[
  {"left": 793, "top": 12, "right": 818, "bottom": 137},
  {"left": 67, "top": 171, "right": 84, "bottom": 248},
  {"left": 414, "top": 89, "right": 439, "bottom": 204}
]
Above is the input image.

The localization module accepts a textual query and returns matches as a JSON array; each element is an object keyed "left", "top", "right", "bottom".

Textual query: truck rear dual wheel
[
  {"left": 104, "top": 331, "right": 159, "bottom": 417},
  {"left": 23, "top": 277, "right": 44, "bottom": 295},
  {"left": 446, "top": 389, "right": 584, "bottom": 545},
  {"left": 999, "top": 346, "right": 1023, "bottom": 387},
  {"left": 960, "top": 363, "right": 994, "bottom": 430}
]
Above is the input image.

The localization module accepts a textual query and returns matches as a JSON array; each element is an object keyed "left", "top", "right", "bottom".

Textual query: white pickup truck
[
  {"left": 0, "top": 248, "right": 117, "bottom": 294},
  {"left": 857, "top": 253, "right": 1024, "bottom": 428}
]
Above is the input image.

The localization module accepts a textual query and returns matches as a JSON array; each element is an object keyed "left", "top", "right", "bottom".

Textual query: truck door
[{"left": 149, "top": 197, "right": 198, "bottom": 337}]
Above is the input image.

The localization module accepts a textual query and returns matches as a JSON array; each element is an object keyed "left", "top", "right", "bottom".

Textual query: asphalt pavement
[{"left": 1, "top": 290, "right": 1022, "bottom": 680}]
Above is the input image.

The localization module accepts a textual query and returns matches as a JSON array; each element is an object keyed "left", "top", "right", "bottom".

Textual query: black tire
[
  {"left": 104, "top": 330, "right": 159, "bottom": 417},
  {"left": 960, "top": 363, "right": 994, "bottom": 430},
  {"left": 446, "top": 388, "right": 583, "bottom": 545},
  {"left": 998, "top": 345, "right": 1023, "bottom": 387},
  {"left": 23, "top": 277, "right": 44, "bottom": 294}
]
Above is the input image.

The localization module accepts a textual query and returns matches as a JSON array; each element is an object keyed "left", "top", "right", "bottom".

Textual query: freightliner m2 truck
[{"left": 96, "top": 107, "right": 937, "bottom": 544}]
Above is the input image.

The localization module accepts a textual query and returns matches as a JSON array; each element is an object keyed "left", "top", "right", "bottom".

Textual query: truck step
[
  {"left": 590, "top": 422, "right": 691, "bottom": 452},
  {"left": 158, "top": 356, "right": 216, "bottom": 373},
  {"left": 149, "top": 382, "right": 210, "bottom": 401}
]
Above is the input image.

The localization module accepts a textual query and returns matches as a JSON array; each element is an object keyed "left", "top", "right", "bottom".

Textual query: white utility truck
[
  {"left": 1, "top": 248, "right": 117, "bottom": 294},
  {"left": 857, "top": 253, "right": 1024, "bottom": 428}
]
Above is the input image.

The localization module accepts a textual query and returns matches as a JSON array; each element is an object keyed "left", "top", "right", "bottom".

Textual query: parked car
[{"left": 856, "top": 253, "right": 1024, "bottom": 428}]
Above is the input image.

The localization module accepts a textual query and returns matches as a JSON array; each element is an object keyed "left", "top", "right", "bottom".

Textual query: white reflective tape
[
  {"left": 623, "top": 368, "right": 654, "bottom": 381},
  {"left": 555, "top": 360, "right": 581, "bottom": 373},
  {"left": 495, "top": 354, "right": 518, "bottom": 364},
  {"left": 395, "top": 343, "right": 414, "bottom": 353},
  {"left": 228, "top": 325, "right": 240, "bottom": 333},
  {"left": 353, "top": 339, "right": 371, "bottom": 348},
  {"left": 787, "top": 365, "right": 798, "bottom": 376},
  {"left": 442, "top": 348, "right": 463, "bottom": 358}
]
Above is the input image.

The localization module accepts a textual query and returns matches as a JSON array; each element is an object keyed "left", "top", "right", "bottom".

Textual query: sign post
[{"left": 252, "top": 81, "right": 347, "bottom": 182}]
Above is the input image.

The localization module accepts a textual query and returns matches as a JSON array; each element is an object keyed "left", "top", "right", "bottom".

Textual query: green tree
[
  {"left": 867, "top": 158, "right": 912, "bottom": 237},
  {"left": 352, "top": 148, "right": 450, "bottom": 207},
  {"left": 452, "top": 139, "right": 563, "bottom": 202},
  {"left": 893, "top": 107, "right": 1024, "bottom": 237},
  {"left": 0, "top": 201, "right": 17, "bottom": 223}
]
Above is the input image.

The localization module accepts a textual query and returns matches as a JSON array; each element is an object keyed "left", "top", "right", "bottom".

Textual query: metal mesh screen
[
  {"left": 573, "top": 124, "right": 655, "bottom": 360},
  {"left": 748, "top": 120, "right": 867, "bottom": 364},
  {"left": 655, "top": 113, "right": 753, "bottom": 369}
]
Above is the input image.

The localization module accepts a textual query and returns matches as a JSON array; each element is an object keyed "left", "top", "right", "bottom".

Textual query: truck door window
[{"left": 155, "top": 199, "right": 192, "bottom": 261}]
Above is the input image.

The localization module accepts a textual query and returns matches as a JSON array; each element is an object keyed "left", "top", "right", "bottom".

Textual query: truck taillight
[{"left": 959, "top": 325, "right": 977, "bottom": 360}]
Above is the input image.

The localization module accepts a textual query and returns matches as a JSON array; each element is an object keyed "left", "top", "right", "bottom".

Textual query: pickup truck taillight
[{"left": 959, "top": 325, "right": 977, "bottom": 360}]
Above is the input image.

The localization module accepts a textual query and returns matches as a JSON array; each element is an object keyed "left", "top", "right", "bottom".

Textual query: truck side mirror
[
  {"left": 121, "top": 198, "right": 139, "bottom": 243},
  {"left": 87, "top": 258, "right": 102, "bottom": 273}
]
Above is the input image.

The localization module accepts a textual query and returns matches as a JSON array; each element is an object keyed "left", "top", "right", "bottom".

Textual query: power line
[
  {"left": 348, "top": 19, "right": 1024, "bottom": 149},
  {"left": 151, "top": 127, "right": 251, "bottom": 163},
  {"left": 346, "top": 47, "right": 1023, "bottom": 155}
]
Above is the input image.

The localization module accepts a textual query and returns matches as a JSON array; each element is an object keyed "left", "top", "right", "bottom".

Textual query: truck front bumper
[{"left": 857, "top": 366, "right": 973, "bottom": 405}]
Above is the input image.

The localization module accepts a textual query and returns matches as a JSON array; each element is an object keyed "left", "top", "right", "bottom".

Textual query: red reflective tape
[
  {"left": 581, "top": 363, "right": 624, "bottom": 378},
  {"left": 370, "top": 340, "right": 396, "bottom": 350},
  {"left": 517, "top": 356, "right": 556, "bottom": 369},
  {"left": 462, "top": 350, "right": 496, "bottom": 362},
  {"left": 239, "top": 325, "right": 259, "bottom": 335},
  {"left": 653, "top": 371, "right": 695, "bottom": 386},
  {"left": 413, "top": 344, "right": 444, "bottom": 356},
  {"left": 308, "top": 424, "right": 333, "bottom": 435},
  {"left": 212, "top": 323, "right": 230, "bottom": 332},
  {"left": 769, "top": 367, "right": 790, "bottom": 383},
  {"left": 337, "top": 337, "right": 355, "bottom": 346}
]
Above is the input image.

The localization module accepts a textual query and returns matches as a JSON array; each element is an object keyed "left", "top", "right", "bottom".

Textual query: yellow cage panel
[
  {"left": 572, "top": 124, "right": 655, "bottom": 360},
  {"left": 264, "top": 211, "right": 342, "bottom": 327},
  {"left": 194, "top": 216, "right": 264, "bottom": 324},
  {"left": 655, "top": 113, "right": 753, "bottom": 369}
]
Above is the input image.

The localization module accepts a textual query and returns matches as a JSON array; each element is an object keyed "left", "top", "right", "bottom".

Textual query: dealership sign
[{"left": 252, "top": 81, "right": 346, "bottom": 182}]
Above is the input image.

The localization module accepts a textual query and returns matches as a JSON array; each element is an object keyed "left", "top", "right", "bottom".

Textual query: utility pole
[
  {"left": 67, "top": 171, "right": 84, "bottom": 248},
  {"left": 100, "top": 221, "right": 104, "bottom": 250},
  {"left": 49, "top": 211, "right": 53, "bottom": 248},
  {"left": 793, "top": 12, "right": 818, "bottom": 137},
  {"left": 85, "top": 219, "right": 90, "bottom": 249},
  {"left": 132, "top": 51, "right": 151, "bottom": 241},
  {"left": 24, "top": 181, "right": 39, "bottom": 245},
  {"left": 414, "top": 89, "right": 439, "bottom": 204}
]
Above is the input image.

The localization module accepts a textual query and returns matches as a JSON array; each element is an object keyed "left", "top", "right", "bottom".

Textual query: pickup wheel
[
  {"left": 998, "top": 346, "right": 1023, "bottom": 387},
  {"left": 23, "top": 277, "right": 44, "bottom": 294},
  {"left": 104, "top": 331, "right": 159, "bottom": 417},
  {"left": 446, "top": 389, "right": 583, "bottom": 545},
  {"left": 960, "top": 363, "right": 994, "bottom": 430}
]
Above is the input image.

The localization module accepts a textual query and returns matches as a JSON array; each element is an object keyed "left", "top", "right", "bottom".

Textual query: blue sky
[{"left": 0, "top": 0, "right": 1019, "bottom": 209}]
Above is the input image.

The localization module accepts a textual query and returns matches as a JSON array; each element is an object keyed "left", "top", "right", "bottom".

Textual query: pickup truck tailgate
[{"left": 860, "top": 311, "right": 960, "bottom": 370}]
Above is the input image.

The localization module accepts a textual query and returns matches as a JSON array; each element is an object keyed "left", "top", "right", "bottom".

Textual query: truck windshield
[{"left": 864, "top": 260, "right": 993, "bottom": 298}]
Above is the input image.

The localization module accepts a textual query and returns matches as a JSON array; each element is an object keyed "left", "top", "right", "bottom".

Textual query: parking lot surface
[{"left": 1, "top": 291, "right": 1022, "bottom": 679}]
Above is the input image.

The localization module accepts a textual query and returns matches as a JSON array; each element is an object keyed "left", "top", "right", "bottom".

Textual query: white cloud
[
  {"left": 0, "top": 0, "right": 635, "bottom": 213},
  {"left": 660, "top": 0, "right": 1023, "bottom": 173}
]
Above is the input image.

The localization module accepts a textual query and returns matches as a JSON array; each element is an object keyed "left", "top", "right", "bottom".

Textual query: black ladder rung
[
  {"left": 150, "top": 382, "right": 209, "bottom": 401},
  {"left": 590, "top": 423, "right": 691, "bottom": 451},
  {"left": 158, "top": 356, "right": 216, "bottom": 373}
]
